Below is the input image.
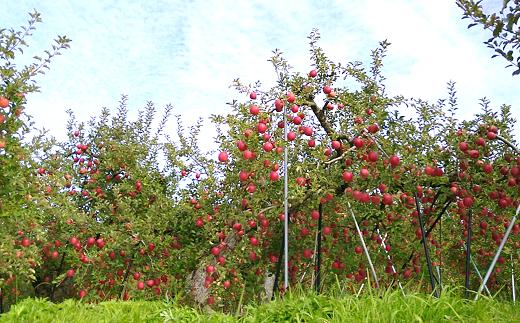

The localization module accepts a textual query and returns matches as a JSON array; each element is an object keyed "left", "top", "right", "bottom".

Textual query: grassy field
[{"left": 1, "top": 289, "right": 519, "bottom": 322}]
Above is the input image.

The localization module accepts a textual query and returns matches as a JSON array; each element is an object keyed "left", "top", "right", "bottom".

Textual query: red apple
[{"left": 218, "top": 151, "right": 229, "bottom": 163}]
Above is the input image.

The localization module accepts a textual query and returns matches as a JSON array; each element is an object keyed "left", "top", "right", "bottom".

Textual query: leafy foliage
[{"left": 457, "top": 0, "right": 520, "bottom": 75}]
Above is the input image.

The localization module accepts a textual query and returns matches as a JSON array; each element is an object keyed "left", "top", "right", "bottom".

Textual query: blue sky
[{"left": 4, "top": 0, "right": 519, "bottom": 147}]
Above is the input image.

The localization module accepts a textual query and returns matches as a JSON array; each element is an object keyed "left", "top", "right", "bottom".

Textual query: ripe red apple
[
  {"left": 331, "top": 140, "right": 341, "bottom": 150},
  {"left": 458, "top": 142, "right": 469, "bottom": 151},
  {"left": 66, "top": 269, "right": 75, "bottom": 278},
  {"left": 308, "top": 139, "right": 316, "bottom": 147},
  {"left": 360, "top": 168, "right": 369, "bottom": 178},
  {"left": 323, "top": 86, "right": 332, "bottom": 94},
  {"left": 308, "top": 69, "right": 317, "bottom": 77},
  {"left": 21, "top": 238, "right": 31, "bottom": 247},
  {"left": 243, "top": 150, "right": 254, "bottom": 160},
  {"left": 303, "top": 249, "right": 313, "bottom": 259},
  {"left": 86, "top": 237, "right": 95, "bottom": 247},
  {"left": 389, "top": 155, "right": 400, "bottom": 167},
  {"left": 274, "top": 99, "right": 284, "bottom": 111},
  {"left": 218, "top": 151, "right": 229, "bottom": 163},
  {"left": 367, "top": 124, "right": 379, "bottom": 133},
  {"left": 367, "top": 151, "right": 378, "bottom": 162},
  {"left": 223, "top": 280, "right": 231, "bottom": 289},
  {"left": 287, "top": 92, "right": 295, "bottom": 103},
  {"left": 0, "top": 96, "right": 9, "bottom": 108},
  {"left": 257, "top": 122, "right": 267, "bottom": 133},
  {"left": 463, "top": 196, "right": 474, "bottom": 208},
  {"left": 487, "top": 131, "right": 497, "bottom": 140},
  {"left": 342, "top": 171, "right": 353, "bottom": 182},
  {"left": 249, "top": 105, "right": 260, "bottom": 115},
  {"left": 263, "top": 142, "right": 274, "bottom": 152},
  {"left": 236, "top": 140, "right": 247, "bottom": 151},
  {"left": 468, "top": 150, "right": 479, "bottom": 159},
  {"left": 249, "top": 92, "right": 257, "bottom": 100},
  {"left": 354, "top": 246, "right": 362, "bottom": 254},
  {"left": 239, "top": 170, "right": 248, "bottom": 181},
  {"left": 244, "top": 129, "right": 253, "bottom": 137},
  {"left": 475, "top": 137, "right": 486, "bottom": 146},
  {"left": 382, "top": 193, "right": 393, "bottom": 206},
  {"left": 287, "top": 131, "right": 296, "bottom": 141},
  {"left": 303, "top": 127, "right": 313, "bottom": 136},
  {"left": 69, "top": 236, "right": 79, "bottom": 245},
  {"left": 353, "top": 137, "right": 364, "bottom": 148},
  {"left": 270, "top": 171, "right": 280, "bottom": 181}
]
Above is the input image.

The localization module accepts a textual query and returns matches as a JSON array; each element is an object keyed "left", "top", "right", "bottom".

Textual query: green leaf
[{"left": 493, "top": 21, "right": 504, "bottom": 37}]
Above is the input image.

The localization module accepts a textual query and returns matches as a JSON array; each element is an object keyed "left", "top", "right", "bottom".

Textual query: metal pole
[
  {"left": 414, "top": 193, "right": 439, "bottom": 297},
  {"left": 465, "top": 209, "right": 472, "bottom": 299},
  {"left": 512, "top": 253, "right": 516, "bottom": 304},
  {"left": 315, "top": 203, "right": 323, "bottom": 293},
  {"left": 475, "top": 203, "right": 520, "bottom": 300},
  {"left": 283, "top": 100, "right": 289, "bottom": 291},
  {"left": 461, "top": 242, "right": 491, "bottom": 296},
  {"left": 348, "top": 202, "right": 379, "bottom": 288},
  {"left": 377, "top": 228, "right": 405, "bottom": 295}
]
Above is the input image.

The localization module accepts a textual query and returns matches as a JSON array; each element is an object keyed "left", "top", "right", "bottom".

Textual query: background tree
[
  {"left": 0, "top": 11, "right": 70, "bottom": 312},
  {"left": 456, "top": 0, "right": 520, "bottom": 75}
]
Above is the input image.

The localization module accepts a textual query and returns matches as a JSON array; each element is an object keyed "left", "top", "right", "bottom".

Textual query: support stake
[
  {"left": 465, "top": 209, "right": 472, "bottom": 299},
  {"left": 475, "top": 203, "right": 520, "bottom": 300},
  {"left": 377, "top": 228, "right": 405, "bottom": 296},
  {"left": 414, "top": 193, "right": 439, "bottom": 297},
  {"left": 283, "top": 100, "right": 289, "bottom": 292},
  {"left": 348, "top": 203, "right": 379, "bottom": 288},
  {"left": 512, "top": 253, "right": 516, "bottom": 304},
  {"left": 314, "top": 203, "right": 323, "bottom": 293}
]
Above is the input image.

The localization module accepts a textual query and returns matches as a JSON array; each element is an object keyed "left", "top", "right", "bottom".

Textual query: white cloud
[{"left": 3, "top": 0, "right": 518, "bottom": 147}]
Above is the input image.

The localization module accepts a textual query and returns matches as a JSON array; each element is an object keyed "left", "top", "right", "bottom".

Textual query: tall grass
[{"left": 1, "top": 288, "right": 518, "bottom": 322}]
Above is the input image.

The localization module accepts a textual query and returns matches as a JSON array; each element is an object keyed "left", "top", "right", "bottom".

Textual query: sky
[{"left": 3, "top": 0, "right": 519, "bottom": 149}]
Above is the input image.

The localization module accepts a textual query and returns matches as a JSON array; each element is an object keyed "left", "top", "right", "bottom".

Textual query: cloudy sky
[{"left": 4, "top": 0, "right": 519, "bottom": 147}]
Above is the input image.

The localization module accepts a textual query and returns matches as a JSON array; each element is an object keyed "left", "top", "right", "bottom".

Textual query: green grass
[{"left": 1, "top": 289, "right": 519, "bottom": 322}]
